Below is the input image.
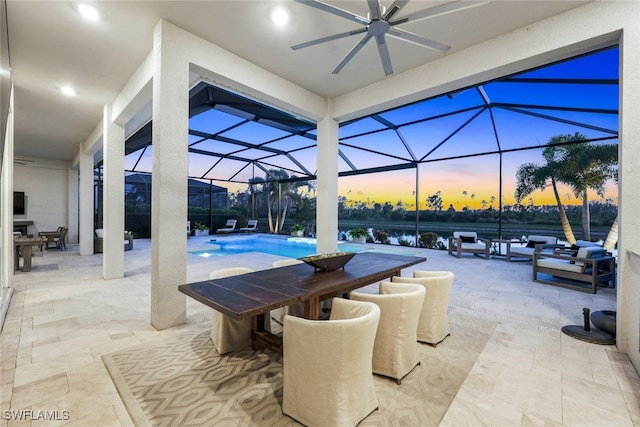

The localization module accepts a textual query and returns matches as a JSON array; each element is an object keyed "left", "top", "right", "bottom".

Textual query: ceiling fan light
[
  {"left": 78, "top": 3, "right": 100, "bottom": 21},
  {"left": 60, "top": 86, "right": 76, "bottom": 96},
  {"left": 271, "top": 7, "right": 289, "bottom": 27}
]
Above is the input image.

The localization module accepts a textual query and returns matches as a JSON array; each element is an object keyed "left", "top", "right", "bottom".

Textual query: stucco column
[
  {"left": 150, "top": 21, "right": 187, "bottom": 330},
  {"left": 1, "top": 86, "right": 15, "bottom": 298},
  {"left": 102, "top": 104, "right": 125, "bottom": 279},
  {"left": 78, "top": 151, "right": 94, "bottom": 255},
  {"left": 617, "top": 7, "right": 640, "bottom": 369},
  {"left": 67, "top": 168, "right": 79, "bottom": 244},
  {"left": 316, "top": 105, "right": 339, "bottom": 254}
]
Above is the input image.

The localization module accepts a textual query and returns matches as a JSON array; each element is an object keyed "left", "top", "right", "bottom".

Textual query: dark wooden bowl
[{"left": 300, "top": 252, "right": 357, "bottom": 272}]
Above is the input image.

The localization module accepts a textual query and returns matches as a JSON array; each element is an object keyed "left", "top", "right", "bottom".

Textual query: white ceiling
[{"left": 6, "top": 0, "right": 590, "bottom": 162}]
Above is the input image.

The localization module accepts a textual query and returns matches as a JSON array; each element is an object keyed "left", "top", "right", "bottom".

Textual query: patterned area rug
[{"left": 103, "top": 308, "right": 497, "bottom": 426}]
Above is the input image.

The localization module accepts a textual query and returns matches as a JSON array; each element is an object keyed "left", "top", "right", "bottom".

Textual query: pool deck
[{"left": 4, "top": 233, "right": 637, "bottom": 426}]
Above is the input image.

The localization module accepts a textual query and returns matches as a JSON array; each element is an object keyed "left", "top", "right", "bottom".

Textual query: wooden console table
[
  {"left": 14, "top": 236, "right": 46, "bottom": 272},
  {"left": 13, "top": 220, "right": 33, "bottom": 236}
]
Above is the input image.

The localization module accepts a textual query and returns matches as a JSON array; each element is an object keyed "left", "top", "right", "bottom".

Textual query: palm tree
[
  {"left": 256, "top": 169, "right": 305, "bottom": 233},
  {"left": 552, "top": 133, "right": 618, "bottom": 241},
  {"left": 515, "top": 138, "right": 577, "bottom": 245}
]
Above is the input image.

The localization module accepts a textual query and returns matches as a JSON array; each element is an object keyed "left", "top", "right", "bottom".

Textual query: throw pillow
[
  {"left": 460, "top": 235, "right": 475, "bottom": 243},
  {"left": 526, "top": 240, "right": 545, "bottom": 248},
  {"left": 569, "top": 250, "right": 579, "bottom": 264}
]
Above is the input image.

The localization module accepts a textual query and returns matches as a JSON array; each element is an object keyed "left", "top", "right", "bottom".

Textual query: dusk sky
[{"left": 126, "top": 47, "right": 619, "bottom": 211}]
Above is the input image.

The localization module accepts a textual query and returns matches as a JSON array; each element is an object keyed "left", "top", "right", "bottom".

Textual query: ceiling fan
[{"left": 292, "top": 0, "right": 489, "bottom": 76}]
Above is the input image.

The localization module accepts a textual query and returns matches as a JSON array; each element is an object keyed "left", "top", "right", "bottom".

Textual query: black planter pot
[{"left": 591, "top": 310, "right": 616, "bottom": 338}]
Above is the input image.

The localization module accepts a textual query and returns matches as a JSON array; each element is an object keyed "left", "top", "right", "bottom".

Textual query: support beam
[
  {"left": 150, "top": 21, "right": 188, "bottom": 330},
  {"left": 316, "top": 104, "right": 339, "bottom": 254},
  {"left": 78, "top": 151, "right": 94, "bottom": 255},
  {"left": 102, "top": 105, "right": 125, "bottom": 279}
]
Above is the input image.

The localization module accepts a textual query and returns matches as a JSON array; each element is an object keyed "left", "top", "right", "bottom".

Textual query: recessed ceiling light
[
  {"left": 271, "top": 7, "right": 289, "bottom": 27},
  {"left": 60, "top": 86, "right": 76, "bottom": 96},
  {"left": 78, "top": 3, "right": 100, "bottom": 21}
]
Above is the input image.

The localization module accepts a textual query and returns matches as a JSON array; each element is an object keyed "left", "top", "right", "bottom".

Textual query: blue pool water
[{"left": 189, "top": 236, "right": 364, "bottom": 259}]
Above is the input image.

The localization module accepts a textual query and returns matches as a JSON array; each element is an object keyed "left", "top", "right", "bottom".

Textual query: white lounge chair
[
  {"left": 216, "top": 219, "right": 237, "bottom": 235},
  {"left": 239, "top": 219, "right": 258, "bottom": 233}
]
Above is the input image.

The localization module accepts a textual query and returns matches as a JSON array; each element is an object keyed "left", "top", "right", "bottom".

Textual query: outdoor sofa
[
  {"left": 505, "top": 235, "right": 561, "bottom": 261},
  {"left": 94, "top": 229, "right": 133, "bottom": 253},
  {"left": 532, "top": 245, "right": 615, "bottom": 293}
]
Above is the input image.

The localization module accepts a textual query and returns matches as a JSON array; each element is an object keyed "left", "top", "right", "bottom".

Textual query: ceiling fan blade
[
  {"left": 367, "top": 0, "right": 382, "bottom": 20},
  {"left": 291, "top": 28, "right": 367, "bottom": 50},
  {"left": 333, "top": 33, "right": 373, "bottom": 74},
  {"left": 387, "top": 27, "right": 451, "bottom": 53},
  {"left": 375, "top": 35, "right": 393, "bottom": 76},
  {"left": 390, "top": 0, "right": 490, "bottom": 26},
  {"left": 295, "top": 0, "right": 369, "bottom": 26},
  {"left": 383, "top": 0, "right": 411, "bottom": 21}
]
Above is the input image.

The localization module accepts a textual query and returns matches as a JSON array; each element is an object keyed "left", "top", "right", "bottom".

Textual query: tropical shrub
[
  {"left": 374, "top": 230, "right": 390, "bottom": 244},
  {"left": 418, "top": 232, "right": 439, "bottom": 248},
  {"left": 398, "top": 237, "right": 413, "bottom": 246}
]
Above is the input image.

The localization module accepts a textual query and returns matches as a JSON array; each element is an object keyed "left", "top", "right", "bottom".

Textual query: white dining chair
[
  {"left": 351, "top": 281, "right": 425, "bottom": 384},
  {"left": 392, "top": 270, "right": 454, "bottom": 346},
  {"left": 270, "top": 258, "right": 305, "bottom": 324},
  {"left": 283, "top": 298, "right": 380, "bottom": 427},
  {"left": 208, "top": 267, "right": 254, "bottom": 354}
]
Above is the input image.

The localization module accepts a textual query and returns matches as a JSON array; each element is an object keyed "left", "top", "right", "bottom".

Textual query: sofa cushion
[
  {"left": 526, "top": 240, "right": 547, "bottom": 248},
  {"left": 537, "top": 258, "right": 585, "bottom": 273},
  {"left": 509, "top": 246, "right": 535, "bottom": 257},
  {"left": 460, "top": 235, "right": 476, "bottom": 243},
  {"left": 460, "top": 242, "right": 486, "bottom": 250},
  {"left": 453, "top": 231, "right": 477, "bottom": 240},
  {"left": 574, "top": 246, "right": 607, "bottom": 267},
  {"left": 527, "top": 235, "right": 557, "bottom": 245}
]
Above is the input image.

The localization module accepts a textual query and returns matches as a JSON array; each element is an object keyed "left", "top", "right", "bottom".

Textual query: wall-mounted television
[{"left": 13, "top": 191, "right": 25, "bottom": 215}]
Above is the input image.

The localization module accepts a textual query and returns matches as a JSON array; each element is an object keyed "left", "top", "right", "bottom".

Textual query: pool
[{"left": 188, "top": 236, "right": 364, "bottom": 259}]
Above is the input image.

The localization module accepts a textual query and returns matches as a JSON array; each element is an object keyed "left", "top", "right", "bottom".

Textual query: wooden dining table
[{"left": 178, "top": 251, "right": 426, "bottom": 355}]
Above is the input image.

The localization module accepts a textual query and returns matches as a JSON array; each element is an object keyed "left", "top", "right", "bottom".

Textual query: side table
[{"left": 491, "top": 238, "right": 520, "bottom": 260}]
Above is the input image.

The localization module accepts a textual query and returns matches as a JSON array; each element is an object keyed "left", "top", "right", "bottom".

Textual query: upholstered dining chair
[
  {"left": 270, "top": 259, "right": 305, "bottom": 325},
  {"left": 392, "top": 270, "right": 454, "bottom": 346},
  {"left": 351, "top": 281, "right": 426, "bottom": 384},
  {"left": 208, "top": 267, "right": 254, "bottom": 354},
  {"left": 283, "top": 298, "right": 380, "bottom": 427}
]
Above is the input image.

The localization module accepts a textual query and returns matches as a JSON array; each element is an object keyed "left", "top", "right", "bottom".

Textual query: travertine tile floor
[{"left": 1, "top": 235, "right": 638, "bottom": 426}]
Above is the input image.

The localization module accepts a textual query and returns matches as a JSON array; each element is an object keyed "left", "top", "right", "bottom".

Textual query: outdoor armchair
[
  {"left": 93, "top": 229, "right": 133, "bottom": 253},
  {"left": 448, "top": 231, "right": 490, "bottom": 259}
]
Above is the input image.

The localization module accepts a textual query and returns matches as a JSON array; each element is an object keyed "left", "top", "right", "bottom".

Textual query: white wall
[{"left": 13, "top": 157, "right": 75, "bottom": 241}]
